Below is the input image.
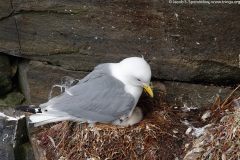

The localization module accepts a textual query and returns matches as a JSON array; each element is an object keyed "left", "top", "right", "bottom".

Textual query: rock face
[
  {"left": 1, "top": 1, "right": 240, "bottom": 159},
  {"left": 163, "top": 81, "right": 238, "bottom": 109},
  {"left": 0, "top": 1, "right": 20, "bottom": 55},
  {"left": 0, "top": 54, "right": 12, "bottom": 97},
  {"left": 0, "top": 111, "right": 33, "bottom": 160},
  {"left": 0, "top": 92, "right": 34, "bottom": 160},
  {"left": 18, "top": 60, "right": 88, "bottom": 105},
  {"left": 18, "top": 59, "right": 238, "bottom": 110},
  {"left": 0, "top": 1, "right": 240, "bottom": 84},
  {"left": 0, "top": 118, "right": 17, "bottom": 160}
]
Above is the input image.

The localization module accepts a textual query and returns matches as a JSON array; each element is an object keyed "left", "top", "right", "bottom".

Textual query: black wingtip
[{"left": 15, "top": 105, "right": 42, "bottom": 114}]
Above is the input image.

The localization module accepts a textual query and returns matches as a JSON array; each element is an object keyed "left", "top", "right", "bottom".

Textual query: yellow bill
[{"left": 143, "top": 85, "right": 154, "bottom": 98}]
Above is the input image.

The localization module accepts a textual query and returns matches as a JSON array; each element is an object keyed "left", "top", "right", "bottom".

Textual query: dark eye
[{"left": 137, "top": 78, "right": 141, "bottom": 81}]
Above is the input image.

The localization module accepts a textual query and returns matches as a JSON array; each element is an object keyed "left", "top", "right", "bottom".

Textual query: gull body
[{"left": 17, "top": 57, "right": 153, "bottom": 126}]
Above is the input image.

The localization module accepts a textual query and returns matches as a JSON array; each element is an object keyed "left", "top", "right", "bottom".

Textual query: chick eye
[{"left": 137, "top": 78, "right": 141, "bottom": 81}]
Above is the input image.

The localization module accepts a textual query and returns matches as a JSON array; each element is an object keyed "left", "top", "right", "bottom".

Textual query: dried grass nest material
[
  {"left": 31, "top": 94, "right": 187, "bottom": 160},
  {"left": 184, "top": 86, "right": 240, "bottom": 160},
  {"left": 184, "top": 108, "right": 240, "bottom": 160}
]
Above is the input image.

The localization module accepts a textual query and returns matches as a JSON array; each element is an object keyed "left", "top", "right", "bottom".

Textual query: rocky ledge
[{"left": 0, "top": 0, "right": 240, "bottom": 159}]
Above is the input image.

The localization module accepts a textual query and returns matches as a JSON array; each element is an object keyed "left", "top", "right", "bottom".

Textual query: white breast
[
  {"left": 109, "top": 63, "right": 143, "bottom": 102},
  {"left": 109, "top": 63, "right": 144, "bottom": 118}
]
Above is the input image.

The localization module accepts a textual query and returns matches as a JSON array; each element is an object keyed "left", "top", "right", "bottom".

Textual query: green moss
[{"left": 0, "top": 92, "right": 25, "bottom": 108}]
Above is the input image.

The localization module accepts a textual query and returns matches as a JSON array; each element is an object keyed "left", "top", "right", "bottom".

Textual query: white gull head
[{"left": 110, "top": 57, "right": 153, "bottom": 118}]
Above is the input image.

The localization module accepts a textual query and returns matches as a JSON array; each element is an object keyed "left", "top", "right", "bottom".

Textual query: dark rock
[
  {"left": 0, "top": 0, "right": 20, "bottom": 56},
  {"left": 0, "top": 108, "right": 33, "bottom": 160},
  {"left": 0, "top": 85, "right": 32, "bottom": 159},
  {"left": 14, "top": 117, "right": 35, "bottom": 160},
  {"left": 0, "top": 0, "right": 12, "bottom": 19},
  {"left": 0, "top": 118, "right": 16, "bottom": 160},
  {"left": 14, "top": 142, "right": 35, "bottom": 160},
  {"left": 152, "top": 59, "right": 240, "bottom": 85},
  {"left": 163, "top": 81, "right": 238, "bottom": 109},
  {"left": 0, "top": 1, "right": 239, "bottom": 84},
  {"left": 18, "top": 60, "right": 88, "bottom": 104},
  {"left": 0, "top": 54, "right": 12, "bottom": 97}
]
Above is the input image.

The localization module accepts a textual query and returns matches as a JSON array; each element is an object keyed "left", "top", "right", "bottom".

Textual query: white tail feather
[{"left": 29, "top": 114, "right": 86, "bottom": 127}]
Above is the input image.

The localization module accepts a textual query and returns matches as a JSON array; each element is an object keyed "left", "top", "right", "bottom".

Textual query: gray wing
[
  {"left": 40, "top": 66, "right": 135, "bottom": 123},
  {"left": 78, "top": 64, "right": 111, "bottom": 84}
]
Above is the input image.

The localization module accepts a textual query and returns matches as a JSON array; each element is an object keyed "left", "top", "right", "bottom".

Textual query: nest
[
  {"left": 184, "top": 86, "right": 240, "bottom": 160},
  {"left": 29, "top": 92, "right": 188, "bottom": 160},
  {"left": 28, "top": 85, "right": 240, "bottom": 160}
]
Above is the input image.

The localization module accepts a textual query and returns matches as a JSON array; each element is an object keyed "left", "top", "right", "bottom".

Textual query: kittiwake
[{"left": 16, "top": 57, "right": 153, "bottom": 127}]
